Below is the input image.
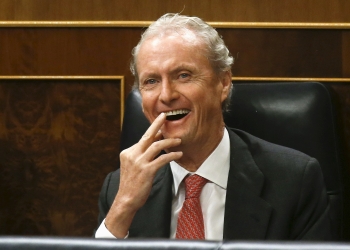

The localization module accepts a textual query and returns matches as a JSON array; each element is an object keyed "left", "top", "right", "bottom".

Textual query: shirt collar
[{"left": 170, "top": 128, "right": 230, "bottom": 195}]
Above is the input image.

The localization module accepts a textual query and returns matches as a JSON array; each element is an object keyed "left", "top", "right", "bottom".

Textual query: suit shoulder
[
  {"left": 229, "top": 128, "right": 311, "bottom": 157},
  {"left": 228, "top": 128, "right": 319, "bottom": 172}
]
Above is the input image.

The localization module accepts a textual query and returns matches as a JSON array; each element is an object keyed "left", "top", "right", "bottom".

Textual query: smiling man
[{"left": 95, "top": 13, "right": 334, "bottom": 240}]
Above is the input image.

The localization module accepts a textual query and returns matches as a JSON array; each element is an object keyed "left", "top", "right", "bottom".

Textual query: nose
[{"left": 159, "top": 80, "right": 179, "bottom": 104}]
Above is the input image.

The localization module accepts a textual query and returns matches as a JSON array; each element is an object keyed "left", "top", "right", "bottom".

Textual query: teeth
[{"left": 165, "top": 109, "right": 190, "bottom": 116}]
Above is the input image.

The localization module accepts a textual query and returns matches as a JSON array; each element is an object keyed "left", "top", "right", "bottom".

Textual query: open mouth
[{"left": 165, "top": 109, "right": 190, "bottom": 121}]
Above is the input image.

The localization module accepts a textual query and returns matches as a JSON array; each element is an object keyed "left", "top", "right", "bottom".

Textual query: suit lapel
[
  {"left": 223, "top": 129, "right": 272, "bottom": 240},
  {"left": 129, "top": 163, "right": 173, "bottom": 238}
]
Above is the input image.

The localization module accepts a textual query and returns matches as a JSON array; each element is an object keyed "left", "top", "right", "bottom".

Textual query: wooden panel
[
  {"left": 343, "top": 32, "right": 350, "bottom": 78},
  {"left": 0, "top": 78, "right": 122, "bottom": 236},
  {"left": 0, "top": 27, "right": 347, "bottom": 88},
  {"left": 0, "top": 0, "right": 350, "bottom": 22},
  {"left": 220, "top": 29, "right": 343, "bottom": 78},
  {"left": 0, "top": 28, "right": 139, "bottom": 76},
  {"left": 0, "top": 27, "right": 138, "bottom": 97}
]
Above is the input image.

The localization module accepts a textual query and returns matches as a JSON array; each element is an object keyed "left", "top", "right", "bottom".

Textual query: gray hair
[{"left": 130, "top": 13, "right": 234, "bottom": 112}]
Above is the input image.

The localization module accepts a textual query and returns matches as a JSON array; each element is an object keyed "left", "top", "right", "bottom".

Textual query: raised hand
[{"left": 105, "top": 113, "right": 183, "bottom": 238}]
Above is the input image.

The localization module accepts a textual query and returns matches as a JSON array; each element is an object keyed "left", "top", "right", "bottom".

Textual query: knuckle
[
  {"left": 141, "top": 133, "right": 151, "bottom": 141},
  {"left": 120, "top": 149, "right": 135, "bottom": 163},
  {"left": 152, "top": 140, "right": 164, "bottom": 151},
  {"left": 120, "top": 149, "right": 129, "bottom": 159}
]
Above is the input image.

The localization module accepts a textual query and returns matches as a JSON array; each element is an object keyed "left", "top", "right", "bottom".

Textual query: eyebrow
[
  {"left": 169, "top": 64, "right": 196, "bottom": 74},
  {"left": 138, "top": 70, "right": 159, "bottom": 81}
]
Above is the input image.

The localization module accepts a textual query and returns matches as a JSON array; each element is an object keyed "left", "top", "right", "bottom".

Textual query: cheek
[
  {"left": 142, "top": 103, "right": 153, "bottom": 115},
  {"left": 141, "top": 96, "right": 156, "bottom": 121}
]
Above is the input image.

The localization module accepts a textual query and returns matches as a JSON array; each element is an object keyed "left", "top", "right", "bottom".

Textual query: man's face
[{"left": 137, "top": 31, "right": 230, "bottom": 148}]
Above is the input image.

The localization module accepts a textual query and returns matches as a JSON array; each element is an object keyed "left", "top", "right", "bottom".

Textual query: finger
[
  {"left": 154, "top": 130, "right": 164, "bottom": 141},
  {"left": 152, "top": 151, "right": 183, "bottom": 167},
  {"left": 140, "top": 113, "right": 166, "bottom": 143},
  {"left": 144, "top": 138, "right": 182, "bottom": 161}
]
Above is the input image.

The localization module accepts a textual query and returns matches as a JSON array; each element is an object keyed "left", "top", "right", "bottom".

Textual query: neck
[{"left": 175, "top": 125, "right": 225, "bottom": 172}]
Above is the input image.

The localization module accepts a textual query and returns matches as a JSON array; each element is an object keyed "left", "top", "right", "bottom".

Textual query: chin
[{"left": 162, "top": 129, "right": 187, "bottom": 139}]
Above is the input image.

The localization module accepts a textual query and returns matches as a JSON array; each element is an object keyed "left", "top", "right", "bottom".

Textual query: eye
[
  {"left": 140, "top": 78, "right": 159, "bottom": 90},
  {"left": 146, "top": 78, "right": 158, "bottom": 84},
  {"left": 179, "top": 73, "right": 190, "bottom": 79}
]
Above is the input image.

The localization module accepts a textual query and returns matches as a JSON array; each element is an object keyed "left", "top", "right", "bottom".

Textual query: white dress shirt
[{"left": 95, "top": 128, "right": 230, "bottom": 239}]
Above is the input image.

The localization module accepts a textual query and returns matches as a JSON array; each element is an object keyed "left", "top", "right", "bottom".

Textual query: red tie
[{"left": 176, "top": 174, "right": 208, "bottom": 239}]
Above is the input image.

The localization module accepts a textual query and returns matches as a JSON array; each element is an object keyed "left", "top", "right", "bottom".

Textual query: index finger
[{"left": 140, "top": 113, "right": 166, "bottom": 142}]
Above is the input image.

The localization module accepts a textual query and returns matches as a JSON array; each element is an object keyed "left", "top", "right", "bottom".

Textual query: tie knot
[{"left": 184, "top": 174, "right": 208, "bottom": 199}]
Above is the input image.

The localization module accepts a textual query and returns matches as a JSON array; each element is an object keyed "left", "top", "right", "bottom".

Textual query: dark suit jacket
[{"left": 97, "top": 128, "right": 334, "bottom": 240}]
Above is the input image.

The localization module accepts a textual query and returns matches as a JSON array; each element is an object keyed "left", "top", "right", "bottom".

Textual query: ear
[{"left": 220, "top": 70, "right": 232, "bottom": 103}]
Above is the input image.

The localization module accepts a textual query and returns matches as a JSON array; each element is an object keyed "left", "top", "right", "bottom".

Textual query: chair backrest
[{"left": 120, "top": 82, "right": 343, "bottom": 239}]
